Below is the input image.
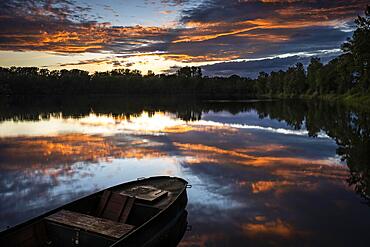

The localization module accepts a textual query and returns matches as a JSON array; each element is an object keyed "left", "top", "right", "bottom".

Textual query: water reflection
[
  {"left": 0, "top": 98, "right": 369, "bottom": 246},
  {"left": 0, "top": 112, "right": 194, "bottom": 137}
]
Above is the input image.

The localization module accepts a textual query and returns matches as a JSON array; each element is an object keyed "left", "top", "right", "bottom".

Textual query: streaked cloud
[
  {"left": 0, "top": 0, "right": 172, "bottom": 54},
  {"left": 0, "top": 0, "right": 368, "bottom": 74}
]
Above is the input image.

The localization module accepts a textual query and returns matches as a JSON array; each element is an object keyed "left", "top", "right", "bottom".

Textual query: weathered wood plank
[
  {"left": 46, "top": 210, "right": 134, "bottom": 239},
  {"left": 119, "top": 197, "right": 135, "bottom": 223},
  {"left": 5, "top": 221, "right": 48, "bottom": 247},
  {"left": 95, "top": 190, "right": 112, "bottom": 216},
  {"left": 101, "top": 193, "right": 127, "bottom": 221}
]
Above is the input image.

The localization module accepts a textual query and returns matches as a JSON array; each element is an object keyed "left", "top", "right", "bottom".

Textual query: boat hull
[{"left": 0, "top": 176, "right": 189, "bottom": 247}]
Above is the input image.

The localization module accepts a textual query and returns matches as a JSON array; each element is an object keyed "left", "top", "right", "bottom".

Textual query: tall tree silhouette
[{"left": 342, "top": 5, "right": 370, "bottom": 91}]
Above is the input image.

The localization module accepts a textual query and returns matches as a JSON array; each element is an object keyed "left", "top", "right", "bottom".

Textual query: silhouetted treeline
[
  {"left": 246, "top": 6, "right": 370, "bottom": 96},
  {"left": 0, "top": 66, "right": 255, "bottom": 98},
  {"left": 0, "top": 6, "right": 369, "bottom": 98},
  {"left": 0, "top": 96, "right": 268, "bottom": 123}
]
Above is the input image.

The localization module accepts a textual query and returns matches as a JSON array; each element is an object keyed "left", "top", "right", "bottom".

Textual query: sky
[{"left": 0, "top": 0, "right": 368, "bottom": 77}]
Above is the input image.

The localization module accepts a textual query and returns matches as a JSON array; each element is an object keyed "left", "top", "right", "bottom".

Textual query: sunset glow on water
[
  {"left": 1, "top": 99, "right": 369, "bottom": 246},
  {"left": 1, "top": 0, "right": 370, "bottom": 245}
]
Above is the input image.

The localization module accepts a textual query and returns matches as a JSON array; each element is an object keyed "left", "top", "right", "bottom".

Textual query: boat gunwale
[
  {"left": 110, "top": 176, "right": 188, "bottom": 246},
  {"left": 0, "top": 176, "right": 188, "bottom": 241}
]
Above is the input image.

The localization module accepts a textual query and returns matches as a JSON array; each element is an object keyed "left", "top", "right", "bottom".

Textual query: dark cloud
[
  {"left": 161, "top": 0, "right": 367, "bottom": 65},
  {"left": 0, "top": 0, "right": 368, "bottom": 74},
  {"left": 180, "top": 0, "right": 367, "bottom": 24},
  {"left": 0, "top": 0, "right": 174, "bottom": 53},
  {"left": 202, "top": 54, "right": 339, "bottom": 78},
  {"left": 144, "top": 0, "right": 192, "bottom": 6},
  {"left": 58, "top": 58, "right": 111, "bottom": 67}
]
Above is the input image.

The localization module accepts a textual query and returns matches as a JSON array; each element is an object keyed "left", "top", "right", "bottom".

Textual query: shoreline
[
  {"left": 259, "top": 93, "right": 370, "bottom": 111},
  {"left": 2, "top": 92, "right": 370, "bottom": 111}
]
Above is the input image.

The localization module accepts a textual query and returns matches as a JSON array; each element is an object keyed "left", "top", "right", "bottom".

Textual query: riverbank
[{"left": 262, "top": 93, "right": 370, "bottom": 111}]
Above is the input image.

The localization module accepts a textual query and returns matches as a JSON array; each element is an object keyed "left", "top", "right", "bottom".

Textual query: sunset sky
[{"left": 0, "top": 0, "right": 367, "bottom": 77}]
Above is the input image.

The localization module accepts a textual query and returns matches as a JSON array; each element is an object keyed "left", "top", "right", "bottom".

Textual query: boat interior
[{"left": 2, "top": 177, "right": 187, "bottom": 247}]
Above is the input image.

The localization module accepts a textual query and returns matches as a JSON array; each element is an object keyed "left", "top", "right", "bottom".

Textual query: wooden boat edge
[{"left": 0, "top": 176, "right": 188, "bottom": 240}]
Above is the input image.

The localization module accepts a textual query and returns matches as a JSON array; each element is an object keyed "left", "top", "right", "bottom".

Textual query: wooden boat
[{"left": 0, "top": 176, "right": 189, "bottom": 247}]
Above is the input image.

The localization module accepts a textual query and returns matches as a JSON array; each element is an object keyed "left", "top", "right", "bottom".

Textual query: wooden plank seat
[
  {"left": 95, "top": 191, "right": 136, "bottom": 223},
  {"left": 46, "top": 210, "right": 134, "bottom": 239}
]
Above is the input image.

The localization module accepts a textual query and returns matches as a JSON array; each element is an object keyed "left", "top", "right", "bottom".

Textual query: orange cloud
[
  {"left": 160, "top": 53, "right": 240, "bottom": 62},
  {"left": 234, "top": 144, "right": 287, "bottom": 153},
  {"left": 0, "top": 24, "right": 170, "bottom": 53},
  {"left": 172, "top": 18, "right": 337, "bottom": 43},
  {"left": 160, "top": 10, "right": 175, "bottom": 15},
  {"left": 235, "top": 33, "right": 290, "bottom": 42},
  {"left": 0, "top": 0, "right": 367, "bottom": 66},
  {"left": 277, "top": 4, "right": 366, "bottom": 19}
]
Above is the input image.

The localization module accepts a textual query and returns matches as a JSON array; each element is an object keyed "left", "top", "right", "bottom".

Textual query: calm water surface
[{"left": 0, "top": 98, "right": 369, "bottom": 246}]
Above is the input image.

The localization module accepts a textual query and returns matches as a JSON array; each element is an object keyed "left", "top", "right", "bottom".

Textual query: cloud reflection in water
[{"left": 0, "top": 110, "right": 369, "bottom": 246}]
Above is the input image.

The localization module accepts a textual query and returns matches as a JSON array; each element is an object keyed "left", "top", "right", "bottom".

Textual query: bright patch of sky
[{"left": 78, "top": 0, "right": 194, "bottom": 27}]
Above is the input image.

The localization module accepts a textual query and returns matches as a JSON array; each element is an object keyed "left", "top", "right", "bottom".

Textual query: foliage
[{"left": 342, "top": 5, "right": 370, "bottom": 91}]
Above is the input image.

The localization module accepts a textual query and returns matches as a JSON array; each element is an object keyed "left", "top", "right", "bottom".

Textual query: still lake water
[{"left": 0, "top": 97, "right": 369, "bottom": 246}]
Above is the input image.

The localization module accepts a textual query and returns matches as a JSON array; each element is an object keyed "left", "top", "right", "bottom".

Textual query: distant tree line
[
  {"left": 0, "top": 65, "right": 256, "bottom": 98},
  {"left": 0, "top": 6, "right": 369, "bottom": 98}
]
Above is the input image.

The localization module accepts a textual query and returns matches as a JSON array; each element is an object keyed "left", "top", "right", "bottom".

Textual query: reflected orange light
[
  {"left": 255, "top": 215, "right": 267, "bottom": 222},
  {"left": 234, "top": 144, "right": 287, "bottom": 153},
  {"left": 0, "top": 112, "right": 196, "bottom": 137},
  {"left": 242, "top": 219, "right": 294, "bottom": 237},
  {"left": 174, "top": 142, "right": 339, "bottom": 167},
  {"left": 250, "top": 180, "right": 321, "bottom": 195},
  {"left": 251, "top": 181, "right": 293, "bottom": 193},
  {"left": 273, "top": 167, "right": 349, "bottom": 180},
  {"left": 0, "top": 134, "right": 167, "bottom": 170},
  {"left": 163, "top": 125, "right": 194, "bottom": 133},
  {"left": 178, "top": 233, "right": 225, "bottom": 247}
]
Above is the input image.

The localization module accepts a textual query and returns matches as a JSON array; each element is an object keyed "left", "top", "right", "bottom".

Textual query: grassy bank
[
  {"left": 305, "top": 94, "right": 370, "bottom": 111},
  {"left": 262, "top": 93, "right": 370, "bottom": 111}
]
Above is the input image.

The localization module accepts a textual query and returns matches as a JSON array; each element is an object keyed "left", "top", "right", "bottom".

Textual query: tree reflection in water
[
  {"left": 248, "top": 100, "right": 370, "bottom": 204},
  {"left": 1, "top": 97, "right": 368, "bottom": 204}
]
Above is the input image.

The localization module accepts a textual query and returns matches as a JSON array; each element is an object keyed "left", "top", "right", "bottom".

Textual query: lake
[{"left": 0, "top": 97, "right": 369, "bottom": 246}]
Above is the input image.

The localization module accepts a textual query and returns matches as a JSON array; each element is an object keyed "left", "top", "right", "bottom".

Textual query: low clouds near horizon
[{"left": 201, "top": 53, "right": 340, "bottom": 78}]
